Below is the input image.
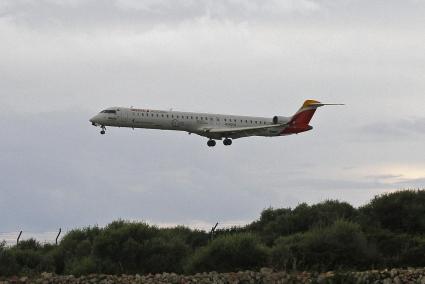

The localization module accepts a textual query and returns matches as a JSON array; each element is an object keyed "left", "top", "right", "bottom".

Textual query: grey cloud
[
  {"left": 0, "top": 0, "right": 321, "bottom": 29},
  {"left": 1, "top": 0, "right": 425, "bottom": 31},
  {"left": 365, "top": 174, "right": 403, "bottom": 180},
  {"left": 394, "top": 177, "right": 425, "bottom": 189},
  {"left": 356, "top": 117, "right": 425, "bottom": 141}
]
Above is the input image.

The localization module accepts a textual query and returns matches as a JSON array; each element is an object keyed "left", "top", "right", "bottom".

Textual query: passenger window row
[{"left": 132, "top": 112, "right": 268, "bottom": 125}]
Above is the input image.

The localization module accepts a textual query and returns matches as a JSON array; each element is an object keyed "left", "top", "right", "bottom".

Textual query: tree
[
  {"left": 359, "top": 190, "right": 425, "bottom": 234},
  {"left": 272, "top": 220, "right": 375, "bottom": 271},
  {"left": 249, "top": 200, "right": 357, "bottom": 245},
  {"left": 185, "top": 233, "right": 269, "bottom": 273},
  {"left": 92, "top": 221, "right": 191, "bottom": 274}
]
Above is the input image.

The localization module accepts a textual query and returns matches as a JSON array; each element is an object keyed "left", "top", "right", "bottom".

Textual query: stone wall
[{"left": 3, "top": 267, "right": 425, "bottom": 283}]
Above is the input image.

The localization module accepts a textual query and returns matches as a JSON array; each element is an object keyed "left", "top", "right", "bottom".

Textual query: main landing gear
[
  {"left": 207, "top": 139, "right": 216, "bottom": 147},
  {"left": 100, "top": 126, "right": 106, "bottom": 135},
  {"left": 223, "top": 138, "right": 232, "bottom": 146},
  {"left": 207, "top": 138, "right": 233, "bottom": 147}
]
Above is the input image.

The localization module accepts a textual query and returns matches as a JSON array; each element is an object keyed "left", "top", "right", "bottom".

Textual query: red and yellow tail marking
[
  {"left": 291, "top": 99, "right": 321, "bottom": 125},
  {"left": 302, "top": 100, "right": 321, "bottom": 108},
  {"left": 281, "top": 100, "right": 321, "bottom": 134}
]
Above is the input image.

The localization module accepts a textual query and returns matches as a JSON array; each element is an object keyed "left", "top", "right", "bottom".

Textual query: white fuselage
[{"left": 90, "top": 107, "right": 291, "bottom": 140}]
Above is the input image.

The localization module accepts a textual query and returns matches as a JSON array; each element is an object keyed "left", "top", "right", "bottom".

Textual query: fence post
[
  {"left": 56, "top": 228, "right": 62, "bottom": 245},
  {"left": 210, "top": 222, "right": 219, "bottom": 240},
  {"left": 17, "top": 231, "right": 22, "bottom": 245}
]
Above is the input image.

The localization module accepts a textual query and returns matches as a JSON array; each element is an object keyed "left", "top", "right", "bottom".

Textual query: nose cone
[{"left": 90, "top": 115, "right": 99, "bottom": 125}]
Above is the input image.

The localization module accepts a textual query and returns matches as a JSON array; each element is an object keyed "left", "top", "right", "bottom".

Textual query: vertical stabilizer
[{"left": 289, "top": 100, "right": 321, "bottom": 126}]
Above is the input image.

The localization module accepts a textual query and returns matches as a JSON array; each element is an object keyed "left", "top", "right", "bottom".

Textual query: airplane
[{"left": 89, "top": 100, "right": 343, "bottom": 147}]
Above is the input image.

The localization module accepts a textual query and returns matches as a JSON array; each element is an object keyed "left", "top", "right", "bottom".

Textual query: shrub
[
  {"left": 271, "top": 234, "right": 304, "bottom": 270},
  {"left": 65, "top": 256, "right": 97, "bottom": 276},
  {"left": 250, "top": 200, "right": 357, "bottom": 245},
  {"left": 92, "top": 221, "right": 191, "bottom": 274},
  {"left": 359, "top": 190, "right": 425, "bottom": 234},
  {"left": 366, "top": 228, "right": 425, "bottom": 267},
  {"left": 0, "top": 241, "right": 19, "bottom": 276},
  {"left": 185, "top": 233, "right": 269, "bottom": 273},
  {"left": 272, "top": 220, "right": 375, "bottom": 271},
  {"left": 60, "top": 226, "right": 100, "bottom": 258}
]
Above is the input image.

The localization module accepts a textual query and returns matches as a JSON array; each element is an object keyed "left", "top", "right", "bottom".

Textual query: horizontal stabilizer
[{"left": 308, "top": 103, "right": 345, "bottom": 107}]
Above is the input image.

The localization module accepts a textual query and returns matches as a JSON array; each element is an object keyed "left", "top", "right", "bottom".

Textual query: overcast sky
[{"left": 1, "top": 0, "right": 424, "bottom": 236}]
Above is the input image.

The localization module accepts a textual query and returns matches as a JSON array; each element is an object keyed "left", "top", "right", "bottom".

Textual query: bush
[
  {"left": 0, "top": 239, "right": 56, "bottom": 276},
  {"left": 185, "top": 233, "right": 269, "bottom": 273},
  {"left": 303, "top": 220, "right": 375, "bottom": 270},
  {"left": 359, "top": 190, "right": 425, "bottom": 234},
  {"left": 60, "top": 226, "right": 100, "bottom": 258},
  {"left": 92, "top": 221, "right": 191, "bottom": 274},
  {"left": 271, "top": 234, "right": 304, "bottom": 270},
  {"left": 0, "top": 241, "right": 19, "bottom": 276},
  {"left": 14, "top": 249, "right": 43, "bottom": 271},
  {"left": 250, "top": 200, "right": 357, "bottom": 245},
  {"left": 272, "top": 220, "right": 375, "bottom": 271},
  {"left": 65, "top": 256, "right": 97, "bottom": 276},
  {"left": 366, "top": 228, "right": 425, "bottom": 267},
  {"left": 399, "top": 237, "right": 425, "bottom": 267},
  {"left": 16, "top": 239, "right": 41, "bottom": 250}
]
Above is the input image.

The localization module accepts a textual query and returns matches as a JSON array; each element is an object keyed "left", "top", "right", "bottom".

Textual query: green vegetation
[
  {"left": 1, "top": 189, "right": 425, "bottom": 276},
  {"left": 185, "top": 233, "right": 269, "bottom": 273}
]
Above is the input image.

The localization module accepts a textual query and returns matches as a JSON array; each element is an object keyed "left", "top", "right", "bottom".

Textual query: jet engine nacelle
[{"left": 272, "top": 116, "right": 287, "bottom": 124}]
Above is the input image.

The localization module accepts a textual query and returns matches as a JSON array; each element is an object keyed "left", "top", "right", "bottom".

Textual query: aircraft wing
[{"left": 199, "top": 124, "right": 283, "bottom": 138}]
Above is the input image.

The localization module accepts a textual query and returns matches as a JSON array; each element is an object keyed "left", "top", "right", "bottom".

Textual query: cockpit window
[{"left": 101, "top": 110, "right": 117, "bottom": 114}]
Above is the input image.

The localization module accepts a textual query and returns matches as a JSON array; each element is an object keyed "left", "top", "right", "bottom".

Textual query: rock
[
  {"left": 390, "top": 269, "right": 398, "bottom": 278},
  {"left": 6, "top": 268, "right": 425, "bottom": 283},
  {"left": 393, "top": 276, "right": 401, "bottom": 284},
  {"left": 40, "top": 272, "right": 52, "bottom": 279},
  {"left": 260, "top": 267, "right": 273, "bottom": 274},
  {"left": 325, "top": 271, "right": 334, "bottom": 278}
]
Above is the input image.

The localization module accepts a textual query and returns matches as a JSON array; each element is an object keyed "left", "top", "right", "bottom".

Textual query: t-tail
[{"left": 281, "top": 100, "right": 344, "bottom": 134}]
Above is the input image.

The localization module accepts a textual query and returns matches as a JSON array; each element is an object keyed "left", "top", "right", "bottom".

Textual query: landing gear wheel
[
  {"left": 223, "top": 138, "right": 232, "bottom": 146},
  {"left": 207, "top": 139, "right": 216, "bottom": 147},
  {"left": 100, "top": 126, "right": 106, "bottom": 135}
]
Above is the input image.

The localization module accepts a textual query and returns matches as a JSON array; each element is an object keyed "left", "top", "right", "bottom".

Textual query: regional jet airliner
[{"left": 89, "top": 100, "right": 343, "bottom": 147}]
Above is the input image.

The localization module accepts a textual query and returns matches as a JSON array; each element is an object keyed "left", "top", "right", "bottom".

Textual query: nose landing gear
[
  {"left": 100, "top": 126, "right": 106, "bottom": 135},
  {"left": 223, "top": 138, "right": 232, "bottom": 146}
]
